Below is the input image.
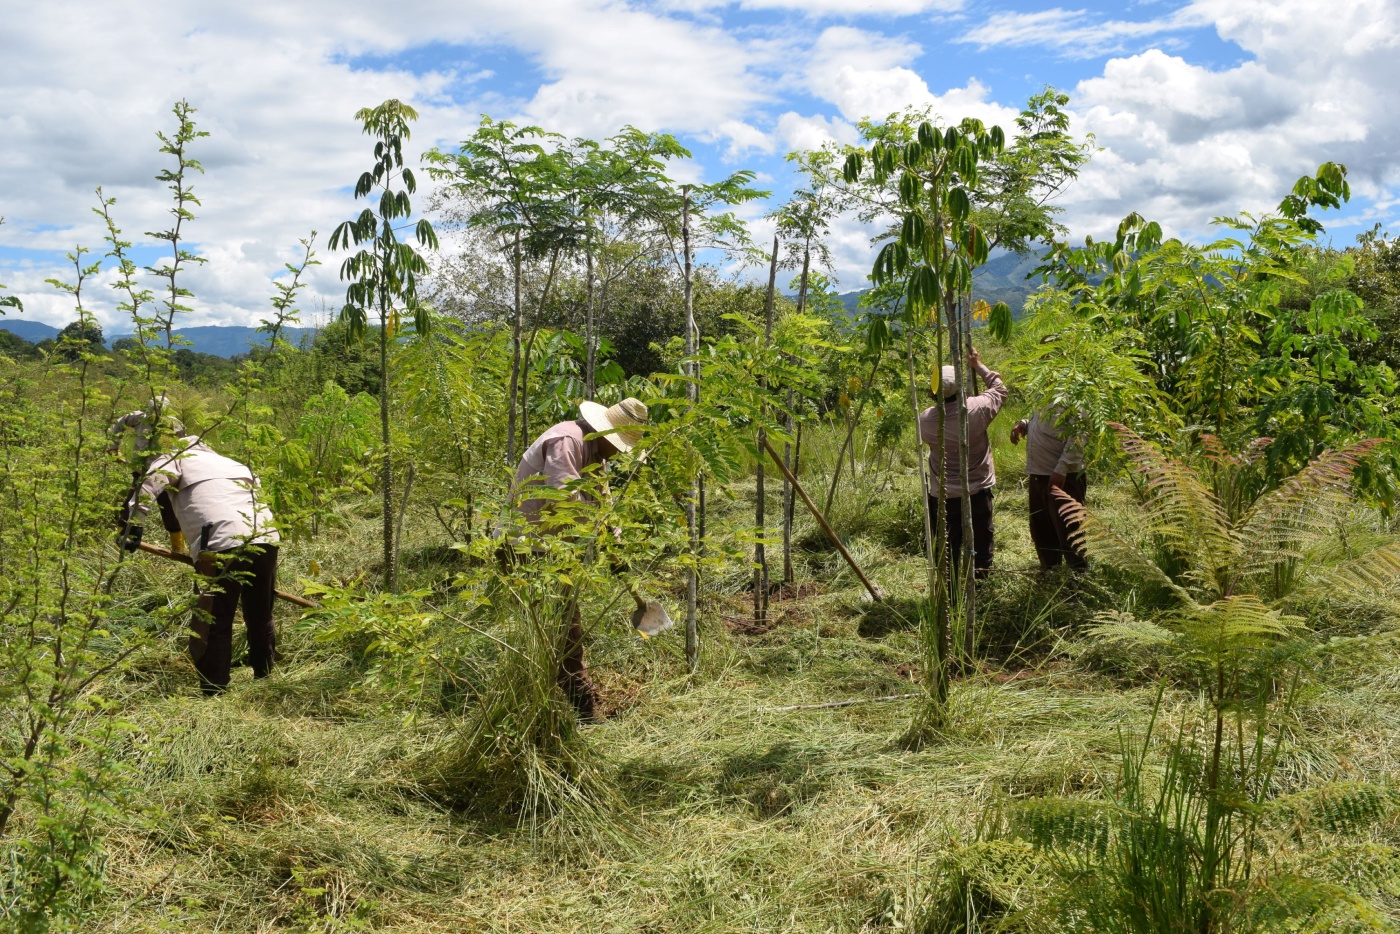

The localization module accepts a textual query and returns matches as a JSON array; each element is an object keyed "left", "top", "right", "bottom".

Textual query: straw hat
[{"left": 579, "top": 397, "right": 648, "bottom": 453}]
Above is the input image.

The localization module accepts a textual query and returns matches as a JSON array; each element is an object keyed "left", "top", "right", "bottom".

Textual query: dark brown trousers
[
  {"left": 190, "top": 545, "right": 279, "bottom": 695},
  {"left": 559, "top": 599, "right": 597, "bottom": 722},
  {"left": 928, "top": 489, "right": 995, "bottom": 578},
  {"left": 1027, "top": 473, "right": 1087, "bottom": 569}
]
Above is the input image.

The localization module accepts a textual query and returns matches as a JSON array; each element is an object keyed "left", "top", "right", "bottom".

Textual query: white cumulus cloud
[{"left": 1061, "top": 0, "right": 1400, "bottom": 240}]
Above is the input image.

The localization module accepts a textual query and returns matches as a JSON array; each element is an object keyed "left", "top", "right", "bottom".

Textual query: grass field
[{"left": 84, "top": 420, "right": 1400, "bottom": 932}]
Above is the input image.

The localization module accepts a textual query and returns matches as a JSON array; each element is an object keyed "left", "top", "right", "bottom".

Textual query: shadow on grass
[
  {"left": 615, "top": 740, "right": 835, "bottom": 819},
  {"left": 976, "top": 566, "right": 1108, "bottom": 666},
  {"left": 717, "top": 741, "right": 832, "bottom": 818},
  {"left": 856, "top": 597, "right": 924, "bottom": 638},
  {"left": 239, "top": 660, "right": 371, "bottom": 721}
]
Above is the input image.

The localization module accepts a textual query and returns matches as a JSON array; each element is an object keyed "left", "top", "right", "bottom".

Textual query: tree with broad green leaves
[
  {"left": 426, "top": 118, "right": 577, "bottom": 464},
  {"left": 568, "top": 128, "right": 690, "bottom": 398},
  {"left": 769, "top": 169, "right": 842, "bottom": 589},
  {"left": 842, "top": 114, "right": 1006, "bottom": 736},
  {"left": 1019, "top": 162, "right": 1399, "bottom": 504},
  {"left": 330, "top": 98, "right": 439, "bottom": 594}
]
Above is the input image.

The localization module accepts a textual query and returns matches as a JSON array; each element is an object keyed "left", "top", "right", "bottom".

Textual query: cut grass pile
[{"left": 82, "top": 432, "right": 1400, "bottom": 932}]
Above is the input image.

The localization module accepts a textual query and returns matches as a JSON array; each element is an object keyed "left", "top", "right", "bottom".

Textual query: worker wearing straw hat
[
  {"left": 107, "top": 393, "right": 185, "bottom": 456},
  {"left": 509, "top": 397, "right": 648, "bottom": 720},
  {"left": 919, "top": 348, "right": 1007, "bottom": 578}
]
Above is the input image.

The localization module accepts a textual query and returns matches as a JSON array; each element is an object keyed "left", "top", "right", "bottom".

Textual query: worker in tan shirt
[
  {"left": 509, "top": 397, "right": 648, "bottom": 721},
  {"left": 919, "top": 349, "right": 1008, "bottom": 577},
  {"left": 1010, "top": 410, "right": 1087, "bottom": 569},
  {"left": 122, "top": 436, "right": 280, "bottom": 695}
]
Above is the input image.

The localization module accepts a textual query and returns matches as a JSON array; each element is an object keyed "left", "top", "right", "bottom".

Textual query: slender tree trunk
[
  {"left": 755, "top": 235, "right": 778, "bottom": 625},
  {"left": 934, "top": 325, "right": 950, "bottom": 693},
  {"left": 781, "top": 245, "right": 812, "bottom": 588},
  {"left": 520, "top": 249, "right": 560, "bottom": 444},
  {"left": 948, "top": 293, "right": 976, "bottom": 658},
  {"left": 585, "top": 247, "right": 596, "bottom": 398},
  {"left": 393, "top": 461, "right": 415, "bottom": 585},
  {"left": 380, "top": 293, "right": 396, "bottom": 593},
  {"left": 796, "top": 241, "right": 811, "bottom": 312},
  {"left": 782, "top": 392, "right": 794, "bottom": 587},
  {"left": 507, "top": 231, "right": 523, "bottom": 465},
  {"left": 698, "top": 475, "right": 706, "bottom": 556},
  {"left": 908, "top": 323, "right": 947, "bottom": 712},
  {"left": 825, "top": 350, "right": 883, "bottom": 516},
  {"left": 787, "top": 420, "right": 801, "bottom": 556},
  {"left": 683, "top": 188, "right": 699, "bottom": 673}
]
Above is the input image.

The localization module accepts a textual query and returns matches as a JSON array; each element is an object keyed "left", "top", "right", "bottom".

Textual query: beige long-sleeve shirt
[
  {"left": 1021, "top": 410, "right": 1084, "bottom": 477},
  {"left": 128, "top": 438, "right": 279, "bottom": 559},
  {"left": 919, "top": 374, "right": 1009, "bottom": 498},
  {"left": 511, "top": 420, "right": 607, "bottom": 526}
]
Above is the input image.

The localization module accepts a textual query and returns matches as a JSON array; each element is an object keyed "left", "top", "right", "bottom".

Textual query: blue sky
[{"left": 2, "top": 0, "right": 1396, "bottom": 329}]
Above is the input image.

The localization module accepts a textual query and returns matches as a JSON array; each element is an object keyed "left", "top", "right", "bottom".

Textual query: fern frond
[
  {"left": 1287, "top": 843, "right": 1400, "bottom": 900},
  {"left": 1235, "top": 440, "right": 1380, "bottom": 582},
  {"left": 1088, "top": 611, "right": 1179, "bottom": 649},
  {"left": 945, "top": 839, "right": 1045, "bottom": 895},
  {"left": 1006, "top": 797, "right": 1115, "bottom": 859},
  {"left": 1234, "top": 870, "right": 1395, "bottom": 934},
  {"left": 1171, "top": 595, "right": 1300, "bottom": 660},
  {"left": 1328, "top": 541, "right": 1400, "bottom": 595},
  {"left": 1264, "top": 782, "right": 1398, "bottom": 838},
  {"left": 1063, "top": 497, "right": 1197, "bottom": 605},
  {"left": 1111, "top": 424, "right": 1238, "bottom": 580}
]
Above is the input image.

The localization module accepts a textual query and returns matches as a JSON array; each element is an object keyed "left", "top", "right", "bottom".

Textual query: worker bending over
[
  {"left": 121, "top": 436, "right": 280, "bottom": 695},
  {"left": 1010, "top": 410, "right": 1087, "bottom": 570},
  {"left": 919, "top": 348, "right": 1008, "bottom": 578},
  {"left": 509, "top": 397, "right": 648, "bottom": 721}
]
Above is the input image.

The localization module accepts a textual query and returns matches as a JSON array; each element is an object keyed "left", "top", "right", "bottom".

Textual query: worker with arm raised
[{"left": 919, "top": 348, "right": 1009, "bottom": 578}]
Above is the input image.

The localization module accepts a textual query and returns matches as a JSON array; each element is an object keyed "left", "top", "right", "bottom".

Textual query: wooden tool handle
[
  {"left": 761, "top": 436, "right": 884, "bottom": 603},
  {"left": 133, "top": 541, "right": 319, "bottom": 609}
]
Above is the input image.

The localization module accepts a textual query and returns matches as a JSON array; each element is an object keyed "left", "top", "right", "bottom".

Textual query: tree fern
[{"left": 994, "top": 429, "right": 1400, "bottom": 933}]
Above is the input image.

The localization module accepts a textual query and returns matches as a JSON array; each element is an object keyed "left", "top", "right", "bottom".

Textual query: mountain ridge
[
  {"left": 0, "top": 321, "right": 318, "bottom": 358},
  {"left": 835, "top": 250, "right": 1044, "bottom": 319}
]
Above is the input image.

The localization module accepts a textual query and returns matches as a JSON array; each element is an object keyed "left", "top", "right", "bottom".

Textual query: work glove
[
  {"left": 169, "top": 530, "right": 187, "bottom": 554},
  {"left": 118, "top": 526, "right": 144, "bottom": 552}
]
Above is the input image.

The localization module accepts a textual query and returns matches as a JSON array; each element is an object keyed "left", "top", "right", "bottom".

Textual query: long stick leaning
[
  {"left": 133, "top": 541, "right": 319, "bottom": 609},
  {"left": 761, "top": 436, "right": 884, "bottom": 603}
]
